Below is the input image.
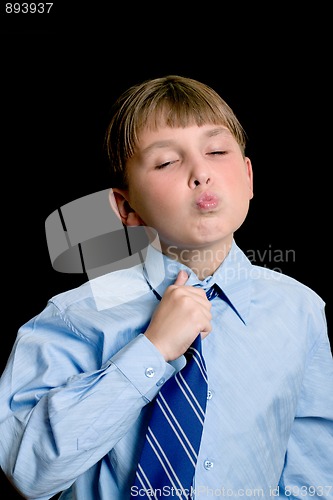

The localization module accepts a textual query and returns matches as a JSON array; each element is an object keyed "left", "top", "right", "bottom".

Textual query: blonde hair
[{"left": 104, "top": 75, "right": 247, "bottom": 188}]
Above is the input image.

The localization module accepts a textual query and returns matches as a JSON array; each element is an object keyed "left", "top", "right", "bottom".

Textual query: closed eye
[
  {"left": 209, "top": 151, "right": 227, "bottom": 155},
  {"left": 155, "top": 160, "right": 177, "bottom": 169}
]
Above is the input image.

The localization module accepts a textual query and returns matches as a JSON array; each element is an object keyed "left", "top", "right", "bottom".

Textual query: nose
[{"left": 188, "top": 164, "right": 211, "bottom": 189}]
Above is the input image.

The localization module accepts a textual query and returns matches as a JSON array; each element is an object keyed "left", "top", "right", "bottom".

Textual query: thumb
[{"left": 174, "top": 270, "right": 189, "bottom": 286}]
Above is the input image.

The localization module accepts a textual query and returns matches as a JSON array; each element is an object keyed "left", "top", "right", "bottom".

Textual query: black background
[{"left": 1, "top": 4, "right": 331, "bottom": 498}]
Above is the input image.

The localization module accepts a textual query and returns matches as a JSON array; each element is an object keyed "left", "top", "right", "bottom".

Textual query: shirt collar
[{"left": 143, "top": 239, "right": 253, "bottom": 324}]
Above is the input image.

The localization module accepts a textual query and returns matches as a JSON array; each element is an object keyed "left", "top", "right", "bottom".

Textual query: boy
[{"left": 0, "top": 75, "right": 332, "bottom": 499}]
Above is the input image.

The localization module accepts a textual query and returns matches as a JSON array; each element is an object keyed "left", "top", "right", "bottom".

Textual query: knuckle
[{"left": 179, "top": 294, "right": 193, "bottom": 309}]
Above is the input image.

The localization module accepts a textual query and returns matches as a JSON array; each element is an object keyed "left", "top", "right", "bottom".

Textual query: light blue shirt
[{"left": 0, "top": 240, "right": 332, "bottom": 499}]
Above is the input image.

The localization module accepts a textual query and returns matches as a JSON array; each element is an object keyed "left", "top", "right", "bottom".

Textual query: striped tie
[{"left": 131, "top": 285, "right": 220, "bottom": 500}]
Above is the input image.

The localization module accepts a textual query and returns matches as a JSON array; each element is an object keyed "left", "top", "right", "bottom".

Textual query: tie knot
[
  {"left": 193, "top": 282, "right": 220, "bottom": 301},
  {"left": 206, "top": 284, "right": 220, "bottom": 301}
]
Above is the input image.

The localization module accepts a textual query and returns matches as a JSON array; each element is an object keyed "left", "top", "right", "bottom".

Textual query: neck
[{"left": 162, "top": 238, "right": 233, "bottom": 280}]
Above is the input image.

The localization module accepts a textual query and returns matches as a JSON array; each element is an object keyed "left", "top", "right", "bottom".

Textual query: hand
[{"left": 144, "top": 270, "right": 212, "bottom": 361}]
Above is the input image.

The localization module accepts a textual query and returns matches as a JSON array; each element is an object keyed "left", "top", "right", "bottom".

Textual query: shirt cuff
[{"left": 110, "top": 334, "right": 178, "bottom": 401}]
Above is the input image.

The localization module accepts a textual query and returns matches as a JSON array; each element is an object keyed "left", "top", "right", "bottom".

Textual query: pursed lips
[{"left": 195, "top": 191, "right": 219, "bottom": 210}]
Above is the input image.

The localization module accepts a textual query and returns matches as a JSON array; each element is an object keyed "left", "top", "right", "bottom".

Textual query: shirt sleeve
[
  {"left": 278, "top": 320, "right": 333, "bottom": 499},
  {"left": 0, "top": 302, "right": 175, "bottom": 499}
]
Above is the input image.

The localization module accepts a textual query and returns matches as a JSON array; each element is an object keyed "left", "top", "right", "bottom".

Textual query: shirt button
[
  {"left": 204, "top": 459, "right": 214, "bottom": 470},
  {"left": 156, "top": 377, "right": 165, "bottom": 387},
  {"left": 207, "top": 389, "right": 213, "bottom": 400},
  {"left": 145, "top": 367, "right": 155, "bottom": 378}
]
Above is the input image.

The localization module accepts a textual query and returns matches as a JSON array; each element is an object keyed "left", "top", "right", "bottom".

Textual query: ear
[
  {"left": 245, "top": 157, "right": 254, "bottom": 200},
  {"left": 109, "top": 188, "right": 144, "bottom": 226}
]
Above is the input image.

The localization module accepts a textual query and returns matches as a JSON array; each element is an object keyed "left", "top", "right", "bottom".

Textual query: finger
[{"left": 173, "top": 270, "right": 189, "bottom": 286}]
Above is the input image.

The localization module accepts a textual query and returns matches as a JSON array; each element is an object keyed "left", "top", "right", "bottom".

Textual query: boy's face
[{"left": 112, "top": 124, "right": 253, "bottom": 255}]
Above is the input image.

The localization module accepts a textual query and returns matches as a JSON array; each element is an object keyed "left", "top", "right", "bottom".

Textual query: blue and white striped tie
[{"left": 131, "top": 285, "right": 220, "bottom": 500}]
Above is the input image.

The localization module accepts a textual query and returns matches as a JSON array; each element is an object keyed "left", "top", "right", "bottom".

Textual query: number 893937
[
  {"left": 284, "top": 485, "right": 332, "bottom": 497},
  {"left": 5, "top": 3, "right": 53, "bottom": 13}
]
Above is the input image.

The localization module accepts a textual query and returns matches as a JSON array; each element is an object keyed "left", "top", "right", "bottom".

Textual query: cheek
[
  {"left": 128, "top": 183, "right": 166, "bottom": 221},
  {"left": 133, "top": 177, "right": 174, "bottom": 205},
  {"left": 231, "top": 169, "right": 252, "bottom": 194}
]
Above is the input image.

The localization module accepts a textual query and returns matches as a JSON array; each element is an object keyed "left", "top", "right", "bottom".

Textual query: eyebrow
[
  {"left": 206, "top": 127, "right": 230, "bottom": 138},
  {"left": 142, "top": 140, "right": 174, "bottom": 156},
  {"left": 141, "top": 127, "right": 230, "bottom": 156}
]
